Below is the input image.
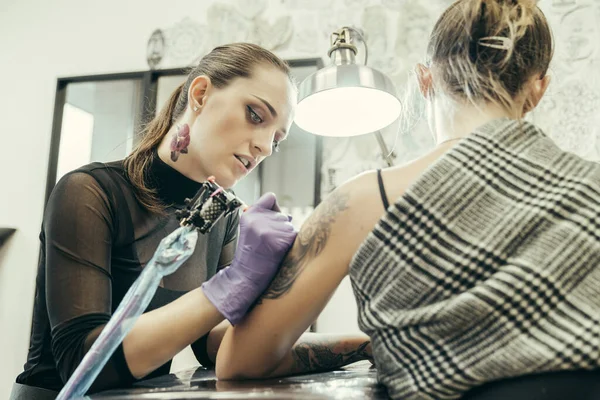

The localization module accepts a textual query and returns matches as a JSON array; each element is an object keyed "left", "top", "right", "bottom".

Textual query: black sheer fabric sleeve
[
  {"left": 217, "top": 209, "right": 240, "bottom": 270},
  {"left": 191, "top": 209, "right": 240, "bottom": 367},
  {"left": 44, "top": 171, "right": 135, "bottom": 392},
  {"left": 190, "top": 333, "right": 214, "bottom": 368}
]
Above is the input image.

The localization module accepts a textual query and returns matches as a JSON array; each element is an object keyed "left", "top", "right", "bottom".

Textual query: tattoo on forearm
[
  {"left": 260, "top": 190, "right": 350, "bottom": 300},
  {"left": 290, "top": 340, "right": 371, "bottom": 374}
]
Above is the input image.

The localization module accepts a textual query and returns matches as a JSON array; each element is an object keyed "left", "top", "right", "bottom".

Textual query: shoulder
[
  {"left": 305, "top": 144, "right": 454, "bottom": 267},
  {"left": 335, "top": 164, "right": 414, "bottom": 223},
  {"left": 76, "top": 160, "right": 127, "bottom": 184},
  {"left": 48, "top": 160, "right": 128, "bottom": 213},
  {"left": 301, "top": 171, "right": 388, "bottom": 269},
  {"left": 59, "top": 160, "right": 127, "bottom": 192},
  {"left": 319, "top": 158, "right": 445, "bottom": 252}
]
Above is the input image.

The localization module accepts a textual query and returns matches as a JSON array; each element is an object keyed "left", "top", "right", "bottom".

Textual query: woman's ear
[
  {"left": 416, "top": 63, "right": 433, "bottom": 99},
  {"left": 523, "top": 74, "right": 551, "bottom": 115},
  {"left": 189, "top": 75, "right": 211, "bottom": 112}
]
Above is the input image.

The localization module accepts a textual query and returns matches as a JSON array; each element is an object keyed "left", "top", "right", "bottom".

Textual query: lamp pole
[{"left": 374, "top": 131, "right": 395, "bottom": 167}]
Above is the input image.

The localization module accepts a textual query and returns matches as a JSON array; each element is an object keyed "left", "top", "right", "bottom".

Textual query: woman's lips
[{"left": 234, "top": 156, "right": 249, "bottom": 173}]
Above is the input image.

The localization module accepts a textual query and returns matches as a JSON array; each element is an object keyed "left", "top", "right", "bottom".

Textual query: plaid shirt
[{"left": 350, "top": 118, "right": 600, "bottom": 399}]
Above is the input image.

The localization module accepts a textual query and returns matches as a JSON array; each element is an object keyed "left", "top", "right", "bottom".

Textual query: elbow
[
  {"left": 216, "top": 324, "right": 289, "bottom": 380},
  {"left": 214, "top": 354, "right": 240, "bottom": 380},
  {"left": 215, "top": 363, "right": 246, "bottom": 381},
  {"left": 215, "top": 350, "right": 279, "bottom": 380},
  {"left": 216, "top": 368, "right": 274, "bottom": 381}
]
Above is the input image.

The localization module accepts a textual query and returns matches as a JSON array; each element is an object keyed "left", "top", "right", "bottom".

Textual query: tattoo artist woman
[{"left": 12, "top": 43, "right": 369, "bottom": 399}]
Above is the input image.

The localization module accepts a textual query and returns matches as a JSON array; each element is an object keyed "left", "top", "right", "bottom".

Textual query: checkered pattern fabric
[{"left": 349, "top": 118, "right": 600, "bottom": 399}]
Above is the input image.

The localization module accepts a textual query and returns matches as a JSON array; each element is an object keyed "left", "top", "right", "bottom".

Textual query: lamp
[{"left": 295, "top": 27, "right": 401, "bottom": 166}]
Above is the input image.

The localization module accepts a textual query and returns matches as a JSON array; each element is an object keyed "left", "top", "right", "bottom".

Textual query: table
[{"left": 91, "top": 361, "right": 389, "bottom": 399}]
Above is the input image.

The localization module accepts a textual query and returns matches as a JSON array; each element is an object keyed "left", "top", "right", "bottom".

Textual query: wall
[
  {"left": 0, "top": 2, "right": 217, "bottom": 396},
  {"left": 318, "top": 0, "right": 600, "bottom": 194},
  {"left": 1, "top": 0, "right": 598, "bottom": 397}
]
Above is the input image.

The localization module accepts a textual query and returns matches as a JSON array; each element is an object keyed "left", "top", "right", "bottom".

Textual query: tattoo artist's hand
[{"left": 202, "top": 192, "right": 297, "bottom": 325}]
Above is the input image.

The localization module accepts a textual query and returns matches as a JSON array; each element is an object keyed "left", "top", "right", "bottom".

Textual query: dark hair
[
  {"left": 426, "top": 0, "right": 553, "bottom": 114},
  {"left": 124, "top": 43, "right": 293, "bottom": 213}
]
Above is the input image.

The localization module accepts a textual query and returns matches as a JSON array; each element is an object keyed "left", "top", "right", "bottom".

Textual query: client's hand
[{"left": 202, "top": 192, "right": 297, "bottom": 325}]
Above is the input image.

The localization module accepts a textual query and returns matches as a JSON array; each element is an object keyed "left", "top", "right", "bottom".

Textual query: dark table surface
[{"left": 90, "top": 361, "right": 388, "bottom": 399}]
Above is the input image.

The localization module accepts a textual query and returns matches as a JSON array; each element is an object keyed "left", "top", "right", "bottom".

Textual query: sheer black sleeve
[
  {"left": 190, "top": 333, "right": 214, "bottom": 368},
  {"left": 44, "top": 171, "right": 135, "bottom": 392},
  {"left": 191, "top": 209, "right": 240, "bottom": 367},
  {"left": 217, "top": 209, "right": 240, "bottom": 270}
]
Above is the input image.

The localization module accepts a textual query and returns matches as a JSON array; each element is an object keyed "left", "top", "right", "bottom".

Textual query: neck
[
  {"left": 157, "top": 124, "right": 208, "bottom": 183},
  {"left": 430, "top": 97, "right": 512, "bottom": 146},
  {"left": 148, "top": 145, "right": 204, "bottom": 206}
]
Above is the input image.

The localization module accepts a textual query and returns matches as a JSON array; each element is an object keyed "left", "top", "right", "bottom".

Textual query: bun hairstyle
[{"left": 426, "top": 0, "right": 553, "bottom": 115}]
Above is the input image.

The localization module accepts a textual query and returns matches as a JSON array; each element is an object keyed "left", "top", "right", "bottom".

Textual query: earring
[{"left": 193, "top": 105, "right": 199, "bottom": 112}]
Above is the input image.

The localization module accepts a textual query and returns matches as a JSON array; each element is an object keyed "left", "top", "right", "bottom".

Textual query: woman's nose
[{"left": 251, "top": 130, "right": 275, "bottom": 158}]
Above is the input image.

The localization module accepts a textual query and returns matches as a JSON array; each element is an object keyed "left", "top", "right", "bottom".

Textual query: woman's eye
[{"left": 247, "top": 106, "right": 263, "bottom": 124}]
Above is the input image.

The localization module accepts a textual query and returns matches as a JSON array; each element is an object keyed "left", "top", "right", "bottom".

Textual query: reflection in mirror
[{"left": 56, "top": 80, "right": 142, "bottom": 182}]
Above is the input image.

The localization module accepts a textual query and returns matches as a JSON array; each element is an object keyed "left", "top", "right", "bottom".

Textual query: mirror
[{"left": 55, "top": 79, "right": 142, "bottom": 183}]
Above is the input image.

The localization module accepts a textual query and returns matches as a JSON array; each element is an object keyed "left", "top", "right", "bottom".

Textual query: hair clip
[{"left": 478, "top": 36, "right": 513, "bottom": 51}]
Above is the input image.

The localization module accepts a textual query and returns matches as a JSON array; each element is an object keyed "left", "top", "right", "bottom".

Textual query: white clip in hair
[{"left": 478, "top": 36, "right": 513, "bottom": 51}]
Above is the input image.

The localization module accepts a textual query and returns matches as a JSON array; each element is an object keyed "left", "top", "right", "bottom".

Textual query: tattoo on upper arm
[
  {"left": 260, "top": 190, "right": 350, "bottom": 300},
  {"left": 291, "top": 340, "right": 371, "bottom": 373}
]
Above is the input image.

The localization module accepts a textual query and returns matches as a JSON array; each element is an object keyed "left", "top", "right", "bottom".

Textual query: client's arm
[
  {"left": 216, "top": 172, "right": 386, "bottom": 379},
  {"left": 266, "top": 332, "right": 372, "bottom": 377}
]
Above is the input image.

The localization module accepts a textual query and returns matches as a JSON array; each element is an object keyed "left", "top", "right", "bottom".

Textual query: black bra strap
[{"left": 376, "top": 169, "right": 390, "bottom": 210}]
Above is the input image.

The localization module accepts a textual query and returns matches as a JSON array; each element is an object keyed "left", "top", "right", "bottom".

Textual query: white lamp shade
[{"left": 295, "top": 63, "right": 401, "bottom": 137}]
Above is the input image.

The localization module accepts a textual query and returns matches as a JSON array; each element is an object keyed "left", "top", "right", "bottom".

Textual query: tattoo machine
[
  {"left": 56, "top": 177, "right": 246, "bottom": 400},
  {"left": 176, "top": 176, "right": 248, "bottom": 233}
]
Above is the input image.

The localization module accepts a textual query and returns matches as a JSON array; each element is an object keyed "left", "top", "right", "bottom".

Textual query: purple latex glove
[{"left": 201, "top": 192, "right": 297, "bottom": 325}]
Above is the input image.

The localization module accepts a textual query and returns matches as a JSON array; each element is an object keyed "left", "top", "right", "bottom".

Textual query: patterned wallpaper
[{"left": 150, "top": 0, "right": 600, "bottom": 197}]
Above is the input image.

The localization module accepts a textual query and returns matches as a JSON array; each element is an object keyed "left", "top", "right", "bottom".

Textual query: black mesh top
[{"left": 16, "top": 151, "right": 239, "bottom": 393}]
